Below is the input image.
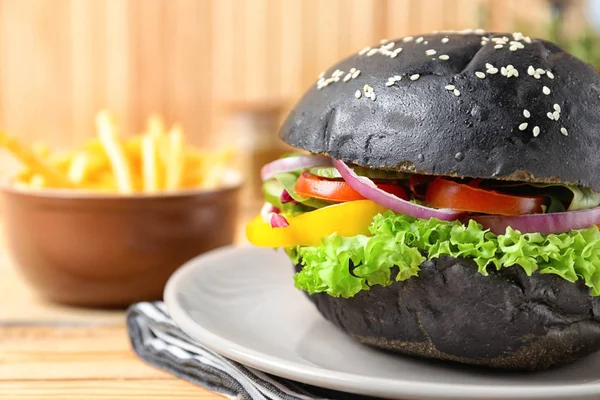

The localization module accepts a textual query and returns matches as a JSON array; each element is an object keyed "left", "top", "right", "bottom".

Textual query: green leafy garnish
[{"left": 291, "top": 211, "right": 600, "bottom": 298}]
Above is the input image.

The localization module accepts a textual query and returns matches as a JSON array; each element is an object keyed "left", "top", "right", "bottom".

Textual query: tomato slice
[
  {"left": 425, "top": 178, "right": 545, "bottom": 216},
  {"left": 295, "top": 171, "right": 408, "bottom": 202}
]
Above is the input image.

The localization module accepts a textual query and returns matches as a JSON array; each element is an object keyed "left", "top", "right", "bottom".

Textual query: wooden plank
[
  {"left": 454, "top": 0, "right": 484, "bottom": 31},
  {"left": 210, "top": 0, "right": 236, "bottom": 138},
  {"left": 243, "top": 0, "right": 269, "bottom": 102},
  {"left": 0, "top": 379, "right": 223, "bottom": 399},
  {"left": 0, "top": 0, "right": 72, "bottom": 147},
  {"left": 315, "top": 0, "right": 341, "bottom": 70},
  {"left": 105, "top": 0, "right": 133, "bottom": 137},
  {"left": 508, "top": 0, "right": 551, "bottom": 36},
  {"left": 278, "top": 0, "right": 304, "bottom": 102},
  {"left": 130, "top": 0, "right": 166, "bottom": 135},
  {"left": 372, "top": 0, "right": 389, "bottom": 41},
  {"left": 0, "top": 325, "right": 225, "bottom": 398},
  {"left": 385, "top": 0, "right": 411, "bottom": 39},
  {"left": 485, "top": 0, "right": 511, "bottom": 32},
  {"left": 69, "top": 0, "right": 98, "bottom": 143},
  {"left": 416, "top": 0, "right": 446, "bottom": 34},
  {"left": 90, "top": 0, "right": 107, "bottom": 130},
  {"left": 211, "top": 0, "right": 236, "bottom": 99},
  {"left": 440, "top": 0, "right": 458, "bottom": 31},
  {"left": 0, "top": 0, "right": 588, "bottom": 151},
  {"left": 164, "top": 0, "right": 213, "bottom": 147},
  {"left": 345, "top": 0, "right": 383, "bottom": 54},
  {"left": 0, "top": 0, "right": 3, "bottom": 133},
  {"left": 267, "top": 0, "right": 282, "bottom": 103},
  {"left": 300, "top": 0, "right": 319, "bottom": 90},
  {"left": 0, "top": 326, "right": 163, "bottom": 381},
  {"left": 232, "top": 0, "right": 248, "bottom": 101}
]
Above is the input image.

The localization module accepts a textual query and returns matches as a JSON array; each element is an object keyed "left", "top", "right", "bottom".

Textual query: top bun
[{"left": 279, "top": 31, "right": 600, "bottom": 191}]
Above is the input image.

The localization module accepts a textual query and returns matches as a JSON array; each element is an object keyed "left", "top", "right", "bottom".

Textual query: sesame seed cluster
[{"left": 315, "top": 29, "right": 570, "bottom": 140}]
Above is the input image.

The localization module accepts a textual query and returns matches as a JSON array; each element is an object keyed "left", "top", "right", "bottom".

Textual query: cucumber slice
[
  {"left": 262, "top": 179, "right": 285, "bottom": 208},
  {"left": 309, "top": 166, "right": 408, "bottom": 180}
]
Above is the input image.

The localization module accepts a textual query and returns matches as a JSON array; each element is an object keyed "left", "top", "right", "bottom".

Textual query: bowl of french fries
[{"left": 0, "top": 111, "right": 241, "bottom": 307}]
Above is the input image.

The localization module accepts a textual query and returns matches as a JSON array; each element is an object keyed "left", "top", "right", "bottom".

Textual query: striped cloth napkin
[{"left": 126, "top": 302, "right": 381, "bottom": 400}]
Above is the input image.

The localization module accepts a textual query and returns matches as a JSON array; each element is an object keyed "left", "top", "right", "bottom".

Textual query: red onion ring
[
  {"left": 260, "top": 202, "right": 289, "bottom": 228},
  {"left": 280, "top": 190, "right": 296, "bottom": 204},
  {"left": 270, "top": 213, "right": 289, "bottom": 228},
  {"left": 260, "top": 202, "right": 279, "bottom": 220},
  {"left": 261, "top": 155, "right": 331, "bottom": 181},
  {"left": 333, "top": 159, "right": 463, "bottom": 221},
  {"left": 473, "top": 207, "right": 600, "bottom": 235}
]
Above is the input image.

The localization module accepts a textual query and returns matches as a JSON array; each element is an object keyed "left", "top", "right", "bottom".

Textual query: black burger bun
[
  {"left": 295, "top": 256, "right": 600, "bottom": 371},
  {"left": 279, "top": 31, "right": 600, "bottom": 191},
  {"left": 280, "top": 31, "right": 600, "bottom": 370}
]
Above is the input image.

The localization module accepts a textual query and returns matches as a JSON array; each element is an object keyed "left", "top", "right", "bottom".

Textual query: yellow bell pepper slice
[{"left": 246, "top": 200, "right": 388, "bottom": 247}]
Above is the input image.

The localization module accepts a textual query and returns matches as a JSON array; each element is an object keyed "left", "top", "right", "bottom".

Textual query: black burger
[{"left": 246, "top": 30, "right": 600, "bottom": 371}]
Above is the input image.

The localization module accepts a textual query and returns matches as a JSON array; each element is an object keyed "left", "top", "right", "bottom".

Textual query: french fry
[
  {"left": 125, "top": 136, "right": 142, "bottom": 158},
  {"left": 165, "top": 124, "right": 184, "bottom": 191},
  {"left": 124, "top": 137, "right": 143, "bottom": 187},
  {"left": 95, "top": 111, "right": 134, "bottom": 194},
  {"left": 32, "top": 141, "right": 50, "bottom": 158},
  {"left": 181, "top": 164, "right": 206, "bottom": 188},
  {"left": 83, "top": 137, "right": 108, "bottom": 158},
  {"left": 0, "top": 132, "right": 74, "bottom": 187},
  {"left": 86, "top": 153, "right": 110, "bottom": 177},
  {"left": 201, "top": 163, "right": 226, "bottom": 189},
  {"left": 147, "top": 114, "right": 165, "bottom": 136},
  {"left": 14, "top": 181, "right": 29, "bottom": 190},
  {"left": 5, "top": 111, "right": 235, "bottom": 194},
  {"left": 184, "top": 150, "right": 206, "bottom": 171},
  {"left": 197, "top": 146, "right": 235, "bottom": 182},
  {"left": 29, "top": 174, "right": 46, "bottom": 189},
  {"left": 15, "top": 168, "right": 33, "bottom": 183},
  {"left": 141, "top": 133, "right": 160, "bottom": 193},
  {"left": 148, "top": 115, "right": 172, "bottom": 167},
  {"left": 77, "top": 170, "right": 118, "bottom": 191},
  {"left": 48, "top": 150, "right": 76, "bottom": 169},
  {"left": 67, "top": 152, "right": 89, "bottom": 184}
]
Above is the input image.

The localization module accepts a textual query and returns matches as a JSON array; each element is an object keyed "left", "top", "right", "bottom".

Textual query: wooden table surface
[{"left": 0, "top": 209, "right": 255, "bottom": 399}]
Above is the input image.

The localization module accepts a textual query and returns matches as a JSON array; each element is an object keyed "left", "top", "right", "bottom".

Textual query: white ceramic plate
[{"left": 164, "top": 245, "right": 600, "bottom": 400}]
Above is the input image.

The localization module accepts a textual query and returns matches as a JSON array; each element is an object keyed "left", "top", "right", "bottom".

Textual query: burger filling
[{"left": 247, "top": 154, "right": 600, "bottom": 298}]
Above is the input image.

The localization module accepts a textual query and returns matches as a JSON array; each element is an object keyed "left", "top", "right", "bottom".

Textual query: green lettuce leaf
[
  {"left": 568, "top": 186, "right": 600, "bottom": 211},
  {"left": 291, "top": 211, "right": 600, "bottom": 298}
]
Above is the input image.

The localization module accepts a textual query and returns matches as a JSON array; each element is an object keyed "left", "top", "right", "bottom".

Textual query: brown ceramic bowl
[{"left": 1, "top": 176, "right": 241, "bottom": 308}]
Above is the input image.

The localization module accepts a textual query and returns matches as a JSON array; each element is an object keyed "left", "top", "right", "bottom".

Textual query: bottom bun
[{"left": 295, "top": 256, "right": 600, "bottom": 371}]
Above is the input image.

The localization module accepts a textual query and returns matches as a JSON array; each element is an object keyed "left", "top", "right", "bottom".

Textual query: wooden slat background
[{"left": 0, "top": 0, "right": 586, "bottom": 150}]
